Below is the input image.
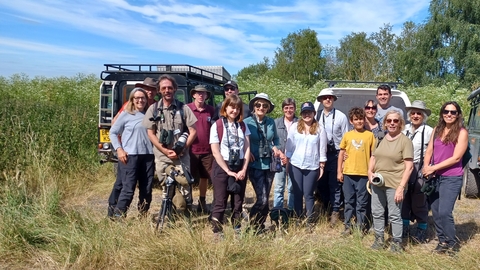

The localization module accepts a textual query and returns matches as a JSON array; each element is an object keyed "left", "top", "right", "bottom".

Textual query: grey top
[
  {"left": 110, "top": 111, "right": 153, "bottom": 155},
  {"left": 318, "top": 108, "right": 349, "bottom": 150},
  {"left": 376, "top": 105, "right": 404, "bottom": 124},
  {"left": 274, "top": 116, "right": 298, "bottom": 152}
]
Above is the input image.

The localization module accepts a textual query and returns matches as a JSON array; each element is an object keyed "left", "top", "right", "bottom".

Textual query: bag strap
[{"left": 216, "top": 117, "right": 246, "bottom": 145}]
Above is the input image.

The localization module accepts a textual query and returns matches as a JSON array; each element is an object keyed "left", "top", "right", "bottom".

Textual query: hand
[
  {"left": 236, "top": 169, "right": 246, "bottom": 180},
  {"left": 337, "top": 172, "right": 344, "bottom": 183},
  {"left": 117, "top": 148, "right": 128, "bottom": 164},
  {"left": 166, "top": 150, "right": 179, "bottom": 160},
  {"left": 343, "top": 152, "right": 349, "bottom": 161},
  {"left": 250, "top": 153, "right": 256, "bottom": 162},
  {"left": 317, "top": 168, "right": 324, "bottom": 181},
  {"left": 394, "top": 186, "right": 405, "bottom": 203},
  {"left": 280, "top": 153, "right": 287, "bottom": 165},
  {"left": 422, "top": 165, "right": 435, "bottom": 177},
  {"left": 226, "top": 170, "right": 238, "bottom": 179},
  {"left": 367, "top": 172, "right": 374, "bottom": 183}
]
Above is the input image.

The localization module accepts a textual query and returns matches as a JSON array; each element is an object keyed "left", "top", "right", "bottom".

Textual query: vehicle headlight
[{"left": 103, "top": 143, "right": 110, "bottom": 150}]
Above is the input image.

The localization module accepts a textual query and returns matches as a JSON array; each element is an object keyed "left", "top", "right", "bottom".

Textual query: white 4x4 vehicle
[{"left": 313, "top": 81, "right": 411, "bottom": 119}]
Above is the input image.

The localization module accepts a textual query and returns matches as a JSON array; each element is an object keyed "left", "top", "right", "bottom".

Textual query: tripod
[{"left": 156, "top": 170, "right": 177, "bottom": 230}]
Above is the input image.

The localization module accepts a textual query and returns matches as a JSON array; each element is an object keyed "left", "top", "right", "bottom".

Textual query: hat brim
[
  {"left": 190, "top": 89, "right": 211, "bottom": 99},
  {"left": 316, "top": 95, "right": 338, "bottom": 102},
  {"left": 249, "top": 97, "right": 275, "bottom": 114},
  {"left": 405, "top": 106, "right": 431, "bottom": 116}
]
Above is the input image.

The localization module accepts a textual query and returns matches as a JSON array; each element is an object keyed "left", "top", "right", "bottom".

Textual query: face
[
  {"left": 385, "top": 114, "right": 401, "bottom": 134},
  {"left": 350, "top": 116, "right": 364, "bottom": 130},
  {"left": 254, "top": 99, "right": 270, "bottom": 117},
  {"left": 376, "top": 89, "right": 392, "bottom": 107},
  {"left": 283, "top": 104, "right": 295, "bottom": 119},
  {"left": 364, "top": 102, "right": 377, "bottom": 119},
  {"left": 132, "top": 91, "right": 147, "bottom": 111},
  {"left": 159, "top": 79, "right": 176, "bottom": 102},
  {"left": 144, "top": 86, "right": 157, "bottom": 101},
  {"left": 223, "top": 85, "right": 238, "bottom": 97},
  {"left": 225, "top": 105, "right": 240, "bottom": 120},
  {"left": 193, "top": 91, "right": 208, "bottom": 104},
  {"left": 442, "top": 104, "right": 459, "bottom": 124},
  {"left": 321, "top": 95, "right": 335, "bottom": 110},
  {"left": 409, "top": 109, "right": 424, "bottom": 126},
  {"left": 301, "top": 110, "right": 315, "bottom": 123}
]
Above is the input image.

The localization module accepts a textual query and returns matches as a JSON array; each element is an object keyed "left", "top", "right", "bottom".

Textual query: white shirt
[
  {"left": 318, "top": 108, "right": 349, "bottom": 150},
  {"left": 402, "top": 123, "right": 433, "bottom": 163},
  {"left": 286, "top": 122, "right": 327, "bottom": 170},
  {"left": 210, "top": 121, "right": 251, "bottom": 160}
]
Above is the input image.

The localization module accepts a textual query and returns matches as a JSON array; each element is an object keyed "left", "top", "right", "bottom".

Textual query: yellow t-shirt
[
  {"left": 373, "top": 134, "right": 414, "bottom": 189},
  {"left": 340, "top": 130, "right": 376, "bottom": 176}
]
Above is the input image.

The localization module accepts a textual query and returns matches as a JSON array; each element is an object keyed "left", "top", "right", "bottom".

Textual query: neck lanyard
[
  {"left": 255, "top": 116, "right": 268, "bottom": 145},
  {"left": 223, "top": 118, "right": 239, "bottom": 148},
  {"left": 322, "top": 108, "right": 335, "bottom": 139}
]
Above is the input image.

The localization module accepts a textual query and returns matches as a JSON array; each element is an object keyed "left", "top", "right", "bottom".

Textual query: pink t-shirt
[{"left": 433, "top": 137, "right": 463, "bottom": 176}]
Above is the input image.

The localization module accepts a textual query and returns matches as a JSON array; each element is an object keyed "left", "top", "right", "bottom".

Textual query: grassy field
[{"left": 0, "top": 74, "right": 479, "bottom": 269}]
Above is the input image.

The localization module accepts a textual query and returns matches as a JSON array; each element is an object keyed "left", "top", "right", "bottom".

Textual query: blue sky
[{"left": 0, "top": 0, "right": 430, "bottom": 78}]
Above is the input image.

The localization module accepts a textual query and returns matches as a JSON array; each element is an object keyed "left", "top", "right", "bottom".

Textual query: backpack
[
  {"left": 216, "top": 117, "right": 246, "bottom": 143},
  {"left": 150, "top": 99, "right": 187, "bottom": 132}
]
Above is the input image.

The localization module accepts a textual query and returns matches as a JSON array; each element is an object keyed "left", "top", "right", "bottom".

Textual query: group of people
[{"left": 107, "top": 77, "right": 468, "bottom": 255}]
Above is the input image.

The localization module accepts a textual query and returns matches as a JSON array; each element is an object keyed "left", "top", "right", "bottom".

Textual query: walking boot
[
  {"left": 390, "top": 239, "right": 403, "bottom": 253},
  {"left": 412, "top": 227, "right": 427, "bottom": 243},
  {"left": 330, "top": 211, "right": 340, "bottom": 227},
  {"left": 402, "top": 225, "right": 410, "bottom": 239},
  {"left": 371, "top": 234, "right": 385, "bottom": 250}
]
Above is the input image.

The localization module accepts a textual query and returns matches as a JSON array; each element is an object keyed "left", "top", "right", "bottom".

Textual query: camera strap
[
  {"left": 222, "top": 117, "right": 239, "bottom": 149},
  {"left": 152, "top": 99, "right": 187, "bottom": 132},
  {"left": 322, "top": 108, "right": 335, "bottom": 143},
  {"left": 254, "top": 116, "right": 268, "bottom": 147}
]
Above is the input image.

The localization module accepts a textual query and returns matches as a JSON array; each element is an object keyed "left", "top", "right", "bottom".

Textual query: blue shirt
[
  {"left": 286, "top": 122, "right": 327, "bottom": 170},
  {"left": 318, "top": 108, "right": 349, "bottom": 150},
  {"left": 110, "top": 111, "right": 153, "bottom": 155},
  {"left": 244, "top": 116, "right": 280, "bottom": 170}
]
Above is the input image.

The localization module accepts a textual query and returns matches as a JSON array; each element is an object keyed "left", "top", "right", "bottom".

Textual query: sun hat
[
  {"left": 316, "top": 88, "right": 338, "bottom": 102},
  {"left": 190, "top": 84, "right": 211, "bottom": 99},
  {"left": 135, "top": 77, "right": 158, "bottom": 90},
  {"left": 249, "top": 93, "right": 275, "bottom": 113},
  {"left": 405, "top": 100, "right": 431, "bottom": 116},
  {"left": 300, "top": 101, "right": 316, "bottom": 114}
]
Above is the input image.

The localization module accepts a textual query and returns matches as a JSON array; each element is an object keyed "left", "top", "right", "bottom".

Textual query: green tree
[
  {"left": 394, "top": 21, "right": 426, "bottom": 85},
  {"left": 336, "top": 32, "right": 380, "bottom": 81},
  {"left": 271, "top": 29, "right": 326, "bottom": 87},
  {"left": 369, "top": 24, "right": 397, "bottom": 81},
  {"left": 235, "top": 57, "right": 271, "bottom": 81}
]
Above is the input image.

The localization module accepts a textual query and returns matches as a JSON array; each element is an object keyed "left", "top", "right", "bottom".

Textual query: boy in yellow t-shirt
[{"left": 337, "top": 107, "right": 375, "bottom": 236}]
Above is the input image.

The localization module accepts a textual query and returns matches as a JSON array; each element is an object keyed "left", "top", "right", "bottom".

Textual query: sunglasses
[
  {"left": 322, "top": 95, "right": 335, "bottom": 100},
  {"left": 364, "top": 106, "right": 376, "bottom": 110},
  {"left": 410, "top": 111, "right": 423, "bottom": 116},
  {"left": 442, "top": 110, "right": 458, "bottom": 116},
  {"left": 255, "top": 103, "right": 269, "bottom": 109},
  {"left": 224, "top": 87, "right": 236, "bottom": 92},
  {"left": 386, "top": 119, "right": 400, "bottom": 123}
]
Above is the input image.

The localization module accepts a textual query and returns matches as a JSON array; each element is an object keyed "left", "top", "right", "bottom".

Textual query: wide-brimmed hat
[
  {"left": 316, "top": 89, "right": 338, "bottom": 102},
  {"left": 190, "top": 84, "right": 211, "bottom": 99},
  {"left": 249, "top": 93, "right": 275, "bottom": 114},
  {"left": 135, "top": 77, "right": 158, "bottom": 90},
  {"left": 405, "top": 100, "right": 431, "bottom": 116},
  {"left": 224, "top": 80, "right": 238, "bottom": 89},
  {"left": 300, "top": 101, "right": 316, "bottom": 114}
]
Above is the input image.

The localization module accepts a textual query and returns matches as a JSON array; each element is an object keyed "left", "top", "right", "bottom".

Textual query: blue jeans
[
  {"left": 273, "top": 166, "right": 294, "bottom": 210},
  {"left": 342, "top": 175, "right": 369, "bottom": 229},
  {"left": 429, "top": 175, "right": 462, "bottom": 246},
  {"left": 249, "top": 168, "right": 275, "bottom": 228},
  {"left": 289, "top": 164, "right": 318, "bottom": 221}
]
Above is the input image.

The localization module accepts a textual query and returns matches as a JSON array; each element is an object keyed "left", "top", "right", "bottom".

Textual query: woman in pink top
[{"left": 423, "top": 101, "right": 468, "bottom": 255}]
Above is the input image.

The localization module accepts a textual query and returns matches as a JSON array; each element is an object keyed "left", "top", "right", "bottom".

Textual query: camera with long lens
[
  {"left": 327, "top": 138, "right": 336, "bottom": 153},
  {"left": 228, "top": 149, "right": 241, "bottom": 167},
  {"left": 172, "top": 132, "right": 189, "bottom": 155}
]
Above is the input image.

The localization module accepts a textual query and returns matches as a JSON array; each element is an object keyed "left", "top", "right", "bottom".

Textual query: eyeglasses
[
  {"left": 364, "top": 106, "right": 376, "bottom": 110},
  {"left": 410, "top": 111, "right": 423, "bottom": 116},
  {"left": 386, "top": 119, "right": 400, "bottom": 123},
  {"left": 442, "top": 110, "right": 458, "bottom": 116},
  {"left": 255, "top": 103, "right": 269, "bottom": 109},
  {"left": 224, "top": 87, "right": 236, "bottom": 92},
  {"left": 323, "top": 96, "right": 335, "bottom": 100},
  {"left": 133, "top": 97, "right": 146, "bottom": 101}
]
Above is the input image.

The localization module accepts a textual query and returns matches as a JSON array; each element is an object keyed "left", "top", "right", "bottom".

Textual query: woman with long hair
[
  {"left": 422, "top": 101, "right": 468, "bottom": 254},
  {"left": 368, "top": 110, "right": 413, "bottom": 252},
  {"left": 108, "top": 88, "right": 154, "bottom": 218},
  {"left": 286, "top": 102, "right": 327, "bottom": 227},
  {"left": 210, "top": 95, "right": 251, "bottom": 236}
]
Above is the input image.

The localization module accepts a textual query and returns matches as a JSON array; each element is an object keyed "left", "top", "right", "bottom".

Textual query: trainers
[
  {"left": 341, "top": 228, "right": 352, "bottom": 237},
  {"left": 197, "top": 200, "right": 209, "bottom": 214},
  {"left": 390, "top": 240, "right": 403, "bottom": 253},
  {"left": 433, "top": 242, "right": 449, "bottom": 254},
  {"left": 330, "top": 211, "right": 340, "bottom": 227},
  {"left": 412, "top": 227, "right": 427, "bottom": 243},
  {"left": 371, "top": 234, "right": 385, "bottom": 250}
]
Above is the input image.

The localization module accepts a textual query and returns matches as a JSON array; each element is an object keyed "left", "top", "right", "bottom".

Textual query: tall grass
[{"left": 0, "top": 74, "right": 479, "bottom": 268}]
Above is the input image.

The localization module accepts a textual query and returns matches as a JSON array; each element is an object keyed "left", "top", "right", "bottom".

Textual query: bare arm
[
  {"left": 395, "top": 158, "right": 413, "bottom": 203},
  {"left": 185, "top": 124, "right": 197, "bottom": 149},
  {"left": 368, "top": 156, "right": 376, "bottom": 182},
  {"left": 337, "top": 149, "right": 345, "bottom": 183}
]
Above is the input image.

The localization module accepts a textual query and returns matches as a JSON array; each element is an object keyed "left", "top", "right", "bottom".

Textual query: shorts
[{"left": 190, "top": 153, "right": 213, "bottom": 179}]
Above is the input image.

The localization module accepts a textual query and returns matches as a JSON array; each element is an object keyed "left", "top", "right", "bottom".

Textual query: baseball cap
[
  {"left": 300, "top": 102, "right": 315, "bottom": 114},
  {"left": 224, "top": 80, "right": 238, "bottom": 89}
]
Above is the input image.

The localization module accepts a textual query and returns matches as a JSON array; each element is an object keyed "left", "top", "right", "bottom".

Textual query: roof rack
[{"left": 325, "top": 80, "right": 403, "bottom": 90}]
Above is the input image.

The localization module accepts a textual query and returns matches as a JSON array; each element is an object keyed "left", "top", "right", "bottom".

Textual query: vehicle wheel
[{"left": 464, "top": 168, "right": 480, "bottom": 198}]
